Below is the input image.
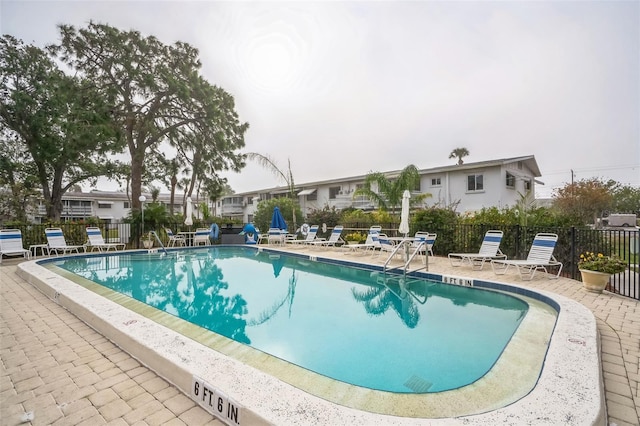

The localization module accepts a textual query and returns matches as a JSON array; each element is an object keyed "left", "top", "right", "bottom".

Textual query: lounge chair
[
  {"left": 448, "top": 230, "right": 506, "bottom": 270},
  {"left": 165, "top": 228, "right": 186, "bottom": 247},
  {"left": 0, "top": 229, "right": 31, "bottom": 264},
  {"left": 85, "top": 227, "right": 126, "bottom": 252},
  {"left": 308, "top": 225, "right": 345, "bottom": 248},
  {"left": 193, "top": 228, "right": 211, "bottom": 246},
  {"left": 45, "top": 228, "right": 85, "bottom": 256},
  {"left": 287, "top": 224, "right": 320, "bottom": 246},
  {"left": 491, "top": 233, "right": 563, "bottom": 280},
  {"left": 344, "top": 226, "right": 382, "bottom": 253}
]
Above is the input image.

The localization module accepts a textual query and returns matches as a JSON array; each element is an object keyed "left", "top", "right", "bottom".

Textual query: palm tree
[
  {"left": 449, "top": 147, "right": 470, "bottom": 165},
  {"left": 247, "top": 152, "right": 298, "bottom": 231},
  {"left": 353, "top": 164, "right": 429, "bottom": 215}
]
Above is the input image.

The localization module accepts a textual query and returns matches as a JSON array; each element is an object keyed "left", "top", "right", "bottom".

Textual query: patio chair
[
  {"left": 193, "top": 228, "right": 211, "bottom": 246},
  {"left": 267, "top": 228, "right": 286, "bottom": 245},
  {"left": 308, "top": 225, "right": 345, "bottom": 248},
  {"left": 377, "top": 234, "right": 403, "bottom": 260},
  {"left": 165, "top": 228, "right": 186, "bottom": 247},
  {"left": 0, "top": 229, "right": 31, "bottom": 264},
  {"left": 491, "top": 233, "right": 563, "bottom": 280},
  {"left": 45, "top": 228, "right": 85, "bottom": 256},
  {"left": 85, "top": 227, "right": 125, "bottom": 252},
  {"left": 410, "top": 232, "right": 437, "bottom": 257},
  {"left": 448, "top": 230, "right": 506, "bottom": 270},
  {"left": 287, "top": 224, "right": 320, "bottom": 246},
  {"left": 343, "top": 226, "right": 382, "bottom": 253}
]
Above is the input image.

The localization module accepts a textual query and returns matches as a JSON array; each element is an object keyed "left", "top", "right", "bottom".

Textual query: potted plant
[
  {"left": 578, "top": 252, "right": 627, "bottom": 293},
  {"left": 345, "top": 231, "right": 366, "bottom": 245},
  {"left": 141, "top": 232, "right": 154, "bottom": 249}
]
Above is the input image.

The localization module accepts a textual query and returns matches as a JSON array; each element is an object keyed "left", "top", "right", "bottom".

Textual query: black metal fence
[
  {"left": 4, "top": 222, "right": 639, "bottom": 300},
  {"left": 344, "top": 223, "right": 639, "bottom": 300}
]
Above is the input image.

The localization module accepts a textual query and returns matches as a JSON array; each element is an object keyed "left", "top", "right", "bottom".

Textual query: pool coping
[{"left": 17, "top": 247, "right": 605, "bottom": 426}]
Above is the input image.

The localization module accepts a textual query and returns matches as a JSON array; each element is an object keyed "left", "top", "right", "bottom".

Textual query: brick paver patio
[{"left": 1, "top": 251, "right": 638, "bottom": 425}]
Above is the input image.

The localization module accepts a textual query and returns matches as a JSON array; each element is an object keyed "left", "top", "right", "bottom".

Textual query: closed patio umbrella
[
  {"left": 399, "top": 190, "right": 411, "bottom": 236},
  {"left": 270, "top": 206, "right": 287, "bottom": 231},
  {"left": 185, "top": 197, "right": 194, "bottom": 228}
]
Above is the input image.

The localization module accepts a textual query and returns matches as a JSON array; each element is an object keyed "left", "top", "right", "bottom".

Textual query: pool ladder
[{"left": 383, "top": 239, "right": 428, "bottom": 275}]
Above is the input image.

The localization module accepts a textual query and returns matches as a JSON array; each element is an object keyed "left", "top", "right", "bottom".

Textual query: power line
[{"left": 542, "top": 164, "right": 639, "bottom": 176}]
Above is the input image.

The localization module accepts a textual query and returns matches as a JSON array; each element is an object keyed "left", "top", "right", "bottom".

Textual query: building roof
[{"left": 232, "top": 155, "right": 541, "bottom": 197}]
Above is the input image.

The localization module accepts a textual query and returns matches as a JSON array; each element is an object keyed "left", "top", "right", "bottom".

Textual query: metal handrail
[{"left": 148, "top": 231, "right": 168, "bottom": 255}]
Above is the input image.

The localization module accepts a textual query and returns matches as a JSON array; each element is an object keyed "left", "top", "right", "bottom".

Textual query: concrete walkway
[
  {"left": 1, "top": 252, "right": 638, "bottom": 425},
  {"left": 1, "top": 261, "right": 223, "bottom": 426}
]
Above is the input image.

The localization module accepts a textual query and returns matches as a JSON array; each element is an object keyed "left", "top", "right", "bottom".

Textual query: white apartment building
[
  {"left": 216, "top": 156, "right": 542, "bottom": 223},
  {"left": 32, "top": 190, "right": 196, "bottom": 223}
]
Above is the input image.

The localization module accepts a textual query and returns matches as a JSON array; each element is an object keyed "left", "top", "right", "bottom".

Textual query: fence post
[{"left": 570, "top": 226, "right": 577, "bottom": 280}]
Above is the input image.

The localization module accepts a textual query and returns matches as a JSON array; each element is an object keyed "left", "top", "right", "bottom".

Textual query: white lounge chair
[
  {"left": 448, "top": 230, "right": 506, "bottom": 270},
  {"left": 0, "top": 229, "right": 31, "bottom": 264},
  {"left": 308, "top": 225, "right": 345, "bottom": 248},
  {"left": 491, "top": 233, "right": 563, "bottom": 280},
  {"left": 85, "top": 227, "right": 125, "bottom": 252},
  {"left": 165, "top": 228, "right": 186, "bottom": 247},
  {"left": 193, "top": 228, "right": 211, "bottom": 246},
  {"left": 344, "top": 226, "right": 382, "bottom": 253},
  {"left": 287, "top": 224, "right": 320, "bottom": 246},
  {"left": 45, "top": 228, "right": 85, "bottom": 256}
]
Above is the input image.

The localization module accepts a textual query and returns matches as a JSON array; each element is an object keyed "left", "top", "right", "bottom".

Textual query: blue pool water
[{"left": 52, "top": 246, "right": 528, "bottom": 393}]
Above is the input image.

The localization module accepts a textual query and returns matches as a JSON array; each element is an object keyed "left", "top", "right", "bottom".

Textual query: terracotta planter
[{"left": 580, "top": 269, "right": 611, "bottom": 294}]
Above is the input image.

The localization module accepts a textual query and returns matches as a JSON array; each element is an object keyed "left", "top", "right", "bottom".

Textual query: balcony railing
[{"left": 37, "top": 206, "right": 94, "bottom": 216}]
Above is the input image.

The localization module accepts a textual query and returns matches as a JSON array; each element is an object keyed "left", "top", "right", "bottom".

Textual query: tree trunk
[
  {"left": 130, "top": 154, "right": 144, "bottom": 212},
  {"left": 169, "top": 176, "right": 177, "bottom": 215}
]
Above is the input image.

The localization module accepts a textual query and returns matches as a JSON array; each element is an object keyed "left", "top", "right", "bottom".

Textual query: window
[
  {"left": 97, "top": 203, "right": 112, "bottom": 209},
  {"left": 329, "top": 186, "right": 341, "bottom": 199},
  {"left": 524, "top": 180, "right": 532, "bottom": 191},
  {"left": 124, "top": 201, "right": 130, "bottom": 209},
  {"left": 431, "top": 177, "right": 441, "bottom": 186},
  {"left": 307, "top": 191, "right": 317, "bottom": 201},
  {"left": 413, "top": 180, "right": 421, "bottom": 191},
  {"left": 467, "top": 174, "right": 483, "bottom": 191},
  {"left": 506, "top": 173, "right": 516, "bottom": 189},
  {"left": 247, "top": 197, "right": 252, "bottom": 205}
]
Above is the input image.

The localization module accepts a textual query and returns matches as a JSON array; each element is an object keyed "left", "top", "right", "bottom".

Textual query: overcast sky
[{"left": 2, "top": 0, "right": 639, "bottom": 198}]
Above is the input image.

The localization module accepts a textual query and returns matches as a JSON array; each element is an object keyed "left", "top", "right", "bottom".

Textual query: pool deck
[{"left": 1, "top": 248, "right": 638, "bottom": 426}]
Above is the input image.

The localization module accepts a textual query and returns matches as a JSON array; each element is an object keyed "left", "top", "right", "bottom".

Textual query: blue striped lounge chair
[
  {"left": 491, "top": 233, "right": 562, "bottom": 280},
  {"left": 448, "top": 230, "right": 506, "bottom": 270},
  {"left": 0, "top": 229, "right": 31, "bottom": 263}
]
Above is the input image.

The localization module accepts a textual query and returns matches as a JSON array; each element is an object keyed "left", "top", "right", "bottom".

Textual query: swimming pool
[
  {"left": 51, "top": 247, "right": 528, "bottom": 394},
  {"left": 18, "top": 246, "right": 604, "bottom": 425}
]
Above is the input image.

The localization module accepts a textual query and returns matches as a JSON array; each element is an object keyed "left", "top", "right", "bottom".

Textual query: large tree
[
  {"left": 608, "top": 180, "right": 640, "bottom": 215},
  {"left": 0, "top": 35, "right": 122, "bottom": 220},
  {"left": 0, "top": 128, "right": 39, "bottom": 222},
  {"left": 51, "top": 22, "right": 248, "bottom": 214},
  {"left": 552, "top": 178, "right": 613, "bottom": 225},
  {"left": 353, "top": 164, "right": 429, "bottom": 215}
]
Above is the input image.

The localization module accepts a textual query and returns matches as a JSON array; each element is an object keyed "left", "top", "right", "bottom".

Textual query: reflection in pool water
[{"left": 54, "top": 247, "right": 528, "bottom": 393}]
